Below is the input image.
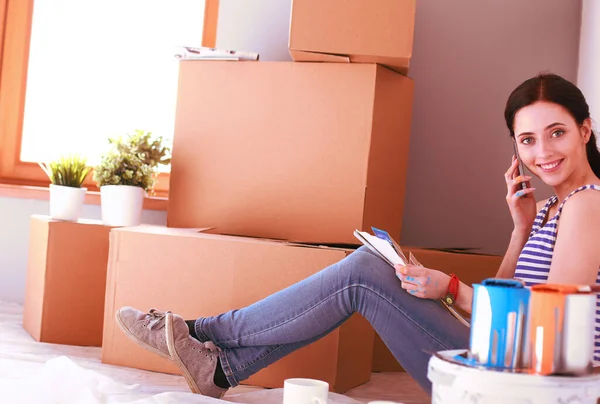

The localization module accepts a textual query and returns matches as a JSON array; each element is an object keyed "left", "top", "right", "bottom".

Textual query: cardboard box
[
  {"left": 23, "top": 215, "right": 113, "bottom": 346},
  {"left": 101, "top": 226, "right": 375, "bottom": 393},
  {"left": 288, "top": 0, "right": 416, "bottom": 75},
  {"left": 371, "top": 246, "right": 503, "bottom": 372},
  {"left": 168, "top": 61, "right": 414, "bottom": 245}
]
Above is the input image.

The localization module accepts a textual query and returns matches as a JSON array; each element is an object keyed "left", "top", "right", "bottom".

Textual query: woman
[{"left": 116, "top": 73, "right": 600, "bottom": 399}]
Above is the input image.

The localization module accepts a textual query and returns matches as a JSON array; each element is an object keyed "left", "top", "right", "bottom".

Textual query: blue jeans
[{"left": 194, "top": 246, "right": 470, "bottom": 394}]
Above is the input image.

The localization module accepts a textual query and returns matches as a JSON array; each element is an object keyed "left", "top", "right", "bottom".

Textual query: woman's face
[{"left": 513, "top": 101, "right": 591, "bottom": 187}]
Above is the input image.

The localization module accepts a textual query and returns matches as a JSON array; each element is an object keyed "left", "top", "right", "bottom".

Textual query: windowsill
[{"left": 0, "top": 183, "right": 168, "bottom": 211}]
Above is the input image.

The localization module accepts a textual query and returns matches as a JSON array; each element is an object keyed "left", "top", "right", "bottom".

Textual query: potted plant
[
  {"left": 93, "top": 130, "right": 171, "bottom": 227},
  {"left": 39, "top": 154, "right": 91, "bottom": 221}
]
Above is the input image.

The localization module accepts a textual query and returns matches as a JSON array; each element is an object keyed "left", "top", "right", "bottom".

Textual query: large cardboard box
[
  {"left": 371, "top": 247, "right": 503, "bottom": 372},
  {"left": 288, "top": 0, "right": 416, "bottom": 75},
  {"left": 168, "top": 61, "right": 414, "bottom": 245},
  {"left": 101, "top": 226, "right": 375, "bottom": 393},
  {"left": 23, "top": 215, "right": 113, "bottom": 346}
]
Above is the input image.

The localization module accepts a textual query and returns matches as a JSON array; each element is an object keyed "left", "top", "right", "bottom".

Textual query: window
[{"left": 0, "top": 0, "right": 219, "bottom": 197}]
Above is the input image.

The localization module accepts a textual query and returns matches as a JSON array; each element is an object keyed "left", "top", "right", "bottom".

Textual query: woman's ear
[{"left": 581, "top": 118, "right": 592, "bottom": 143}]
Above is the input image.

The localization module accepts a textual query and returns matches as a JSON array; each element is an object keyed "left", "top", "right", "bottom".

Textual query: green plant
[
  {"left": 110, "top": 129, "right": 171, "bottom": 167},
  {"left": 39, "top": 154, "right": 91, "bottom": 188},
  {"left": 93, "top": 130, "right": 172, "bottom": 192}
]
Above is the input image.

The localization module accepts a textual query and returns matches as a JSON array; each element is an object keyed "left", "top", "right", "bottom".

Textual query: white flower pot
[
  {"left": 49, "top": 184, "right": 87, "bottom": 221},
  {"left": 100, "top": 185, "right": 145, "bottom": 227}
]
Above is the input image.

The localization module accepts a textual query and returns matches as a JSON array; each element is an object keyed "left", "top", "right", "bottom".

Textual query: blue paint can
[{"left": 469, "top": 278, "right": 530, "bottom": 370}]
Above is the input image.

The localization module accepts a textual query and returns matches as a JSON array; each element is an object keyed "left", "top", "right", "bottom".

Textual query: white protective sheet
[
  {"left": 0, "top": 301, "right": 427, "bottom": 404},
  {"left": 0, "top": 356, "right": 389, "bottom": 403}
]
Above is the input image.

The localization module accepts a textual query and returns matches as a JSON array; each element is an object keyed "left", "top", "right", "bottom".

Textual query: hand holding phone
[
  {"left": 512, "top": 140, "right": 529, "bottom": 198},
  {"left": 505, "top": 141, "right": 536, "bottom": 232}
]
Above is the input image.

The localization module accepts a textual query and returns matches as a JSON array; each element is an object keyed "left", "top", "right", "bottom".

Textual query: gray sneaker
[{"left": 116, "top": 307, "right": 228, "bottom": 398}]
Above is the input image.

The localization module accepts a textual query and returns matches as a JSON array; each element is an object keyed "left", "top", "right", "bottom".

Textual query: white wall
[
  {"left": 0, "top": 197, "right": 166, "bottom": 304},
  {"left": 216, "top": 0, "right": 292, "bottom": 62},
  {"left": 577, "top": 0, "right": 599, "bottom": 126},
  {"left": 401, "top": 0, "right": 580, "bottom": 255},
  {"left": 216, "top": 0, "right": 581, "bottom": 255}
]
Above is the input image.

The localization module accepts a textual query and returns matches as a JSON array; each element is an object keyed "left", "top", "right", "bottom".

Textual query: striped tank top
[{"left": 514, "top": 184, "right": 600, "bottom": 366}]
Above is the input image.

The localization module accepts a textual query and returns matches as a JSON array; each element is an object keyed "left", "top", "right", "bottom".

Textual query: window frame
[{"left": 0, "top": 0, "right": 219, "bottom": 200}]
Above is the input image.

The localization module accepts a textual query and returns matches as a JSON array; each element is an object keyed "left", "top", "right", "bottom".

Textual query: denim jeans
[{"left": 194, "top": 246, "right": 470, "bottom": 394}]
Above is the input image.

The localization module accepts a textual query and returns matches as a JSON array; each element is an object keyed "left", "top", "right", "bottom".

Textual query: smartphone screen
[{"left": 512, "top": 140, "right": 528, "bottom": 194}]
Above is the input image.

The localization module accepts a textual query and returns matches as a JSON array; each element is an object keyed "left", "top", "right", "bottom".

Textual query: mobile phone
[{"left": 512, "top": 140, "right": 528, "bottom": 197}]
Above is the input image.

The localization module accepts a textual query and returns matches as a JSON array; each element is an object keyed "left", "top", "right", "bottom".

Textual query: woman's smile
[{"left": 537, "top": 158, "right": 564, "bottom": 172}]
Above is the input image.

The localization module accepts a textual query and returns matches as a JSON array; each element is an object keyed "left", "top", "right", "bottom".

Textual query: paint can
[
  {"left": 469, "top": 278, "right": 530, "bottom": 369},
  {"left": 524, "top": 284, "right": 597, "bottom": 375}
]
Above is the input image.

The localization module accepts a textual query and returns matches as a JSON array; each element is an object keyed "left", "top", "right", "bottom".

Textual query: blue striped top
[{"left": 514, "top": 184, "right": 600, "bottom": 366}]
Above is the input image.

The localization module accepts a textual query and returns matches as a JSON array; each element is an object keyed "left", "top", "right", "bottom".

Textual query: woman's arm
[
  {"left": 547, "top": 191, "right": 600, "bottom": 285},
  {"left": 454, "top": 280, "right": 473, "bottom": 314},
  {"left": 494, "top": 229, "right": 530, "bottom": 278}
]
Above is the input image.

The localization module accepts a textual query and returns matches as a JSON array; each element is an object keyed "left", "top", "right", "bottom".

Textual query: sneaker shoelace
[
  {"left": 145, "top": 308, "right": 168, "bottom": 330},
  {"left": 145, "top": 309, "right": 222, "bottom": 354},
  {"left": 199, "top": 340, "right": 221, "bottom": 353}
]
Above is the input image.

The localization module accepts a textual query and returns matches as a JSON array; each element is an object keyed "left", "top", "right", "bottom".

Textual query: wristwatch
[{"left": 444, "top": 274, "right": 460, "bottom": 306}]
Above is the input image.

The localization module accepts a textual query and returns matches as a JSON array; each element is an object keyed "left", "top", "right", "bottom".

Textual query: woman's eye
[
  {"left": 552, "top": 130, "right": 565, "bottom": 137},
  {"left": 521, "top": 137, "right": 533, "bottom": 145}
]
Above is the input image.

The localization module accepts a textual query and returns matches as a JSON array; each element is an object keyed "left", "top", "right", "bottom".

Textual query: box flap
[
  {"left": 289, "top": 49, "right": 411, "bottom": 75},
  {"left": 204, "top": 229, "right": 359, "bottom": 252},
  {"left": 111, "top": 225, "right": 215, "bottom": 236},
  {"left": 112, "top": 225, "right": 357, "bottom": 254},
  {"left": 289, "top": 49, "right": 350, "bottom": 63},
  {"left": 283, "top": 241, "right": 357, "bottom": 253}
]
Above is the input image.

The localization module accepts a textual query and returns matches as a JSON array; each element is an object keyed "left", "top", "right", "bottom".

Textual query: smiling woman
[
  {"left": 500, "top": 73, "right": 600, "bottom": 368},
  {"left": 505, "top": 74, "right": 600, "bottom": 199},
  {"left": 0, "top": 0, "right": 219, "bottom": 201}
]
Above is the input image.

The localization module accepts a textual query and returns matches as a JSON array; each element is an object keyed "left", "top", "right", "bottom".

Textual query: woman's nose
[{"left": 536, "top": 139, "right": 555, "bottom": 160}]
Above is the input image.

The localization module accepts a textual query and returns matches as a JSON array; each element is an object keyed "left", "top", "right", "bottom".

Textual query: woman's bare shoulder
[{"left": 559, "top": 189, "right": 600, "bottom": 226}]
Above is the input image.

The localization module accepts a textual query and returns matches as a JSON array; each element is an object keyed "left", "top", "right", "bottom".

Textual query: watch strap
[{"left": 444, "top": 273, "right": 460, "bottom": 306}]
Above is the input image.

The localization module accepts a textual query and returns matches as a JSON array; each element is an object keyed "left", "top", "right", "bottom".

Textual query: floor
[{"left": 0, "top": 301, "right": 430, "bottom": 404}]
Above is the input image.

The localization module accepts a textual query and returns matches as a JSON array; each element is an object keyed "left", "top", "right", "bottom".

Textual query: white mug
[{"left": 283, "top": 378, "right": 329, "bottom": 404}]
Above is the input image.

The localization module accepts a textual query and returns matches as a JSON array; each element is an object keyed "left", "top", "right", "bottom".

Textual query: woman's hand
[
  {"left": 394, "top": 264, "right": 450, "bottom": 299},
  {"left": 505, "top": 155, "right": 537, "bottom": 234}
]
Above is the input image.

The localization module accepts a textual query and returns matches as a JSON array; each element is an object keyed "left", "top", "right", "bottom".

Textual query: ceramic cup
[{"left": 283, "top": 378, "right": 328, "bottom": 404}]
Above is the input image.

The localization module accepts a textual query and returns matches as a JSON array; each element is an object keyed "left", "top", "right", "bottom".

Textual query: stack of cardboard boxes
[
  {"left": 101, "top": 0, "right": 419, "bottom": 393},
  {"left": 22, "top": 0, "right": 503, "bottom": 394}
]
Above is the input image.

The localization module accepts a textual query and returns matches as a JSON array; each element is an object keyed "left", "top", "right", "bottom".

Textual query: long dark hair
[{"left": 504, "top": 73, "right": 600, "bottom": 178}]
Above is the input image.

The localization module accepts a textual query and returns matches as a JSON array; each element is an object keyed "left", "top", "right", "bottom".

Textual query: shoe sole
[
  {"left": 165, "top": 312, "right": 202, "bottom": 395},
  {"left": 115, "top": 309, "right": 172, "bottom": 362}
]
